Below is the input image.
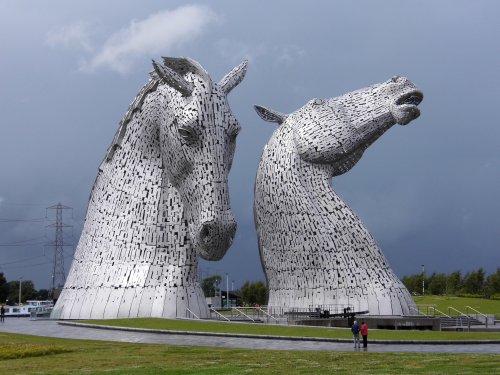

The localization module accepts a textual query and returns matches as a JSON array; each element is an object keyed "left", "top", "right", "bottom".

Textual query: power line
[
  {"left": 0, "top": 243, "right": 47, "bottom": 247},
  {"left": 0, "top": 254, "right": 47, "bottom": 266},
  {"left": 0, "top": 236, "right": 47, "bottom": 246},
  {"left": 0, "top": 218, "right": 46, "bottom": 223},
  {"left": 2, "top": 255, "right": 73, "bottom": 270},
  {"left": 0, "top": 233, "right": 48, "bottom": 247}
]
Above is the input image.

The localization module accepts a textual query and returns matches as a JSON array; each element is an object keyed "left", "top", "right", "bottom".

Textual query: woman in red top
[{"left": 361, "top": 321, "right": 368, "bottom": 348}]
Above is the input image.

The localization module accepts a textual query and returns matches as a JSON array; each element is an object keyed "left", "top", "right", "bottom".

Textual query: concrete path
[{"left": 1, "top": 318, "right": 499, "bottom": 354}]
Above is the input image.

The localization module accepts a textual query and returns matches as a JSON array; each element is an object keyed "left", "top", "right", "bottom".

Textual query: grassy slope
[
  {"left": 82, "top": 318, "right": 500, "bottom": 341},
  {"left": 413, "top": 295, "right": 500, "bottom": 316},
  {"left": 1, "top": 332, "right": 500, "bottom": 375}
]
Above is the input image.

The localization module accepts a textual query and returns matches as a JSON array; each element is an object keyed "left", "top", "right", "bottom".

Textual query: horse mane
[
  {"left": 102, "top": 78, "right": 160, "bottom": 165},
  {"left": 102, "top": 57, "right": 209, "bottom": 166}
]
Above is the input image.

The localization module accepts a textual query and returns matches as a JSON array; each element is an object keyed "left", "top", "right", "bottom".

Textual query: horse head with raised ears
[
  {"left": 51, "top": 57, "right": 247, "bottom": 320},
  {"left": 151, "top": 57, "right": 247, "bottom": 261}
]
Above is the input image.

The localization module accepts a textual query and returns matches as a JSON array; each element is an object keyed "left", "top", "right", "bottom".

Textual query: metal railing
[
  {"left": 465, "top": 306, "right": 489, "bottom": 328},
  {"left": 428, "top": 306, "right": 451, "bottom": 318},
  {"left": 209, "top": 307, "right": 230, "bottom": 322},
  {"left": 208, "top": 306, "right": 281, "bottom": 323},
  {"left": 185, "top": 307, "right": 200, "bottom": 320},
  {"left": 447, "top": 306, "right": 471, "bottom": 331},
  {"left": 409, "top": 305, "right": 426, "bottom": 316},
  {"left": 208, "top": 305, "right": 361, "bottom": 324},
  {"left": 233, "top": 307, "right": 256, "bottom": 323},
  {"left": 447, "top": 306, "right": 465, "bottom": 316},
  {"left": 257, "top": 307, "right": 279, "bottom": 322},
  {"left": 413, "top": 304, "right": 439, "bottom": 316}
]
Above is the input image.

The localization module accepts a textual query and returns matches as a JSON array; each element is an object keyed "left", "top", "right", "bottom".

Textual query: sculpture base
[{"left": 51, "top": 284, "right": 209, "bottom": 320}]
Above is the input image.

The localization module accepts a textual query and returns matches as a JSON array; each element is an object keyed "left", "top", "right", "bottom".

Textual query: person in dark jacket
[{"left": 351, "top": 320, "right": 360, "bottom": 348}]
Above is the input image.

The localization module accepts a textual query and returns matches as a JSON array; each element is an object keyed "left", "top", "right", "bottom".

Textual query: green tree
[
  {"left": 37, "top": 289, "right": 50, "bottom": 300},
  {"left": 485, "top": 268, "right": 500, "bottom": 297},
  {"left": 461, "top": 268, "right": 485, "bottom": 295},
  {"left": 427, "top": 273, "right": 447, "bottom": 295},
  {"left": 0, "top": 272, "right": 8, "bottom": 303},
  {"left": 446, "top": 271, "right": 462, "bottom": 295},
  {"left": 6, "top": 280, "right": 37, "bottom": 304},
  {"left": 201, "top": 275, "right": 222, "bottom": 297},
  {"left": 240, "top": 281, "right": 268, "bottom": 306},
  {"left": 401, "top": 274, "right": 421, "bottom": 295}
]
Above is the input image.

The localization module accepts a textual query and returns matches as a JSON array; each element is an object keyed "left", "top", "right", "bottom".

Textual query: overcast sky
[{"left": 0, "top": 0, "right": 499, "bottom": 291}]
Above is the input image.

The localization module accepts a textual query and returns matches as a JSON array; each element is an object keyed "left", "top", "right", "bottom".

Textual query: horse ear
[
  {"left": 254, "top": 105, "right": 288, "bottom": 125},
  {"left": 219, "top": 60, "right": 248, "bottom": 95},
  {"left": 152, "top": 60, "right": 194, "bottom": 97}
]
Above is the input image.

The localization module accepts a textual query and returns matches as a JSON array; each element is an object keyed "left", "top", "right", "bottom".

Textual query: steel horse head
[
  {"left": 152, "top": 57, "right": 247, "bottom": 260},
  {"left": 253, "top": 76, "right": 423, "bottom": 315},
  {"left": 52, "top": 57, "right": 247, "bottom": 320}
]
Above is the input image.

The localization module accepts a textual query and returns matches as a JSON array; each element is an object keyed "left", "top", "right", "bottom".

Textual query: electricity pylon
[{"left": 46, "top": 203, "right": 73, "bottom": 300}]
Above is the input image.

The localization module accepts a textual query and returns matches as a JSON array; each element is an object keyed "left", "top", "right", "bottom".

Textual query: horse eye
[{"left": 178, "top": 127, "right": 197, "bottom": 144}]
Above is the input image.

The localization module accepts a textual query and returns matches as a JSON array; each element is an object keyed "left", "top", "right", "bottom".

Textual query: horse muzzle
[{"left": 192, "top": 214, "right": 237, "bottom": 261}]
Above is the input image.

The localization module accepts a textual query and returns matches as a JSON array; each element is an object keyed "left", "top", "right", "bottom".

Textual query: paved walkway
[{"left": 1, "top": 318, "right": 499, "bottom": 354}]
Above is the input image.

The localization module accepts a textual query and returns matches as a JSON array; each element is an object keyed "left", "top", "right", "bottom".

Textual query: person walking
[
  {"left": 0, "top": 305, "right": 5, "bottom": 323},
  {"left": 361, "top": 320, "right": 368, "bottom": 348},
  {"left": 351, "top": 320, "right": 360, "bottom": 348}
]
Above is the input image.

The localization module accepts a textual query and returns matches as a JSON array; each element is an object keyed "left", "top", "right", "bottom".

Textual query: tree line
[
  {"left": 1, "top": 270, "right": 270, "bottom": 306},
  {"left": 6, "top": 267, "right": 499, "bottom": 307},
  {"left": 0, "top": 272, "right": 49, "bottom": 305},
  {"left": 402, "top": 268, "right": 500, "bottom": 298},
  {"left": 201, "top": 274, "right": 268, "bottom": 306}
]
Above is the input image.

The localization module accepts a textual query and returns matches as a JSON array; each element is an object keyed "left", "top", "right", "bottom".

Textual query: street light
[
  {"left": 421, "top": 265, "right": 425, "bottom": 296},
  {"left": 19, "top": 276, "right": 23, "bottom": 305},
  {"left": 226, "top": 273, "right": 229, "bottom": 308}
]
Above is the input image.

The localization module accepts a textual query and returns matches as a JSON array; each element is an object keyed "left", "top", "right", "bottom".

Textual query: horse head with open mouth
[{"left": 254, "top": 76, "right": 423, "bottom": 315}]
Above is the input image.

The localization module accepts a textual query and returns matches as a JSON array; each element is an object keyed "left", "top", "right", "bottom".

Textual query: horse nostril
[
  {"left": 200, "top": 223, "right": 211, "bottom": 240},
  {"left": 198, "top": 220, "right": 236, "bottom": 245}
]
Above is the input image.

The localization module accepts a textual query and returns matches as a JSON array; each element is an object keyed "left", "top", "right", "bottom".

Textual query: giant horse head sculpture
[
  {"left": 52, "top": 57, "right": 247, "bottom": 320},
  {"left": 253, "top": 76, "right": 423, "bottom": 315}
]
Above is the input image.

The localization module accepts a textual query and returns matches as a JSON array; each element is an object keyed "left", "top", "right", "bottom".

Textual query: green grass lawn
[
  {"left": 81, "top": 318, "right": 500, "bottom": 341},
  {"left": 78, "top": 296, "right": 500, "bottom": 342},
  {"left": 1, "top": 332, "right": 499, "bottom": 375},
  {"left": 413, "top": 295, "right": 500, "bottom": 316}
]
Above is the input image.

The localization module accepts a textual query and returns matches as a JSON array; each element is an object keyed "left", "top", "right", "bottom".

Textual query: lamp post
[
  {"left": 226, "top": 273, "right": 229, "bottom": 308},
  {"left": 421, "top": 264, "right": 425, "bottom": 296},
  {"left": 19, "top": 276, "right": 23, "bottom": 305},
  {"left": 218, "top": 278, "right": 222, "bottom": 307}
]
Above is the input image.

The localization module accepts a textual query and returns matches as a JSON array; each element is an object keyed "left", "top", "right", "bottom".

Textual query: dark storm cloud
[{"left": 1, "top": 0, "right": 499, "bottom": 289}]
